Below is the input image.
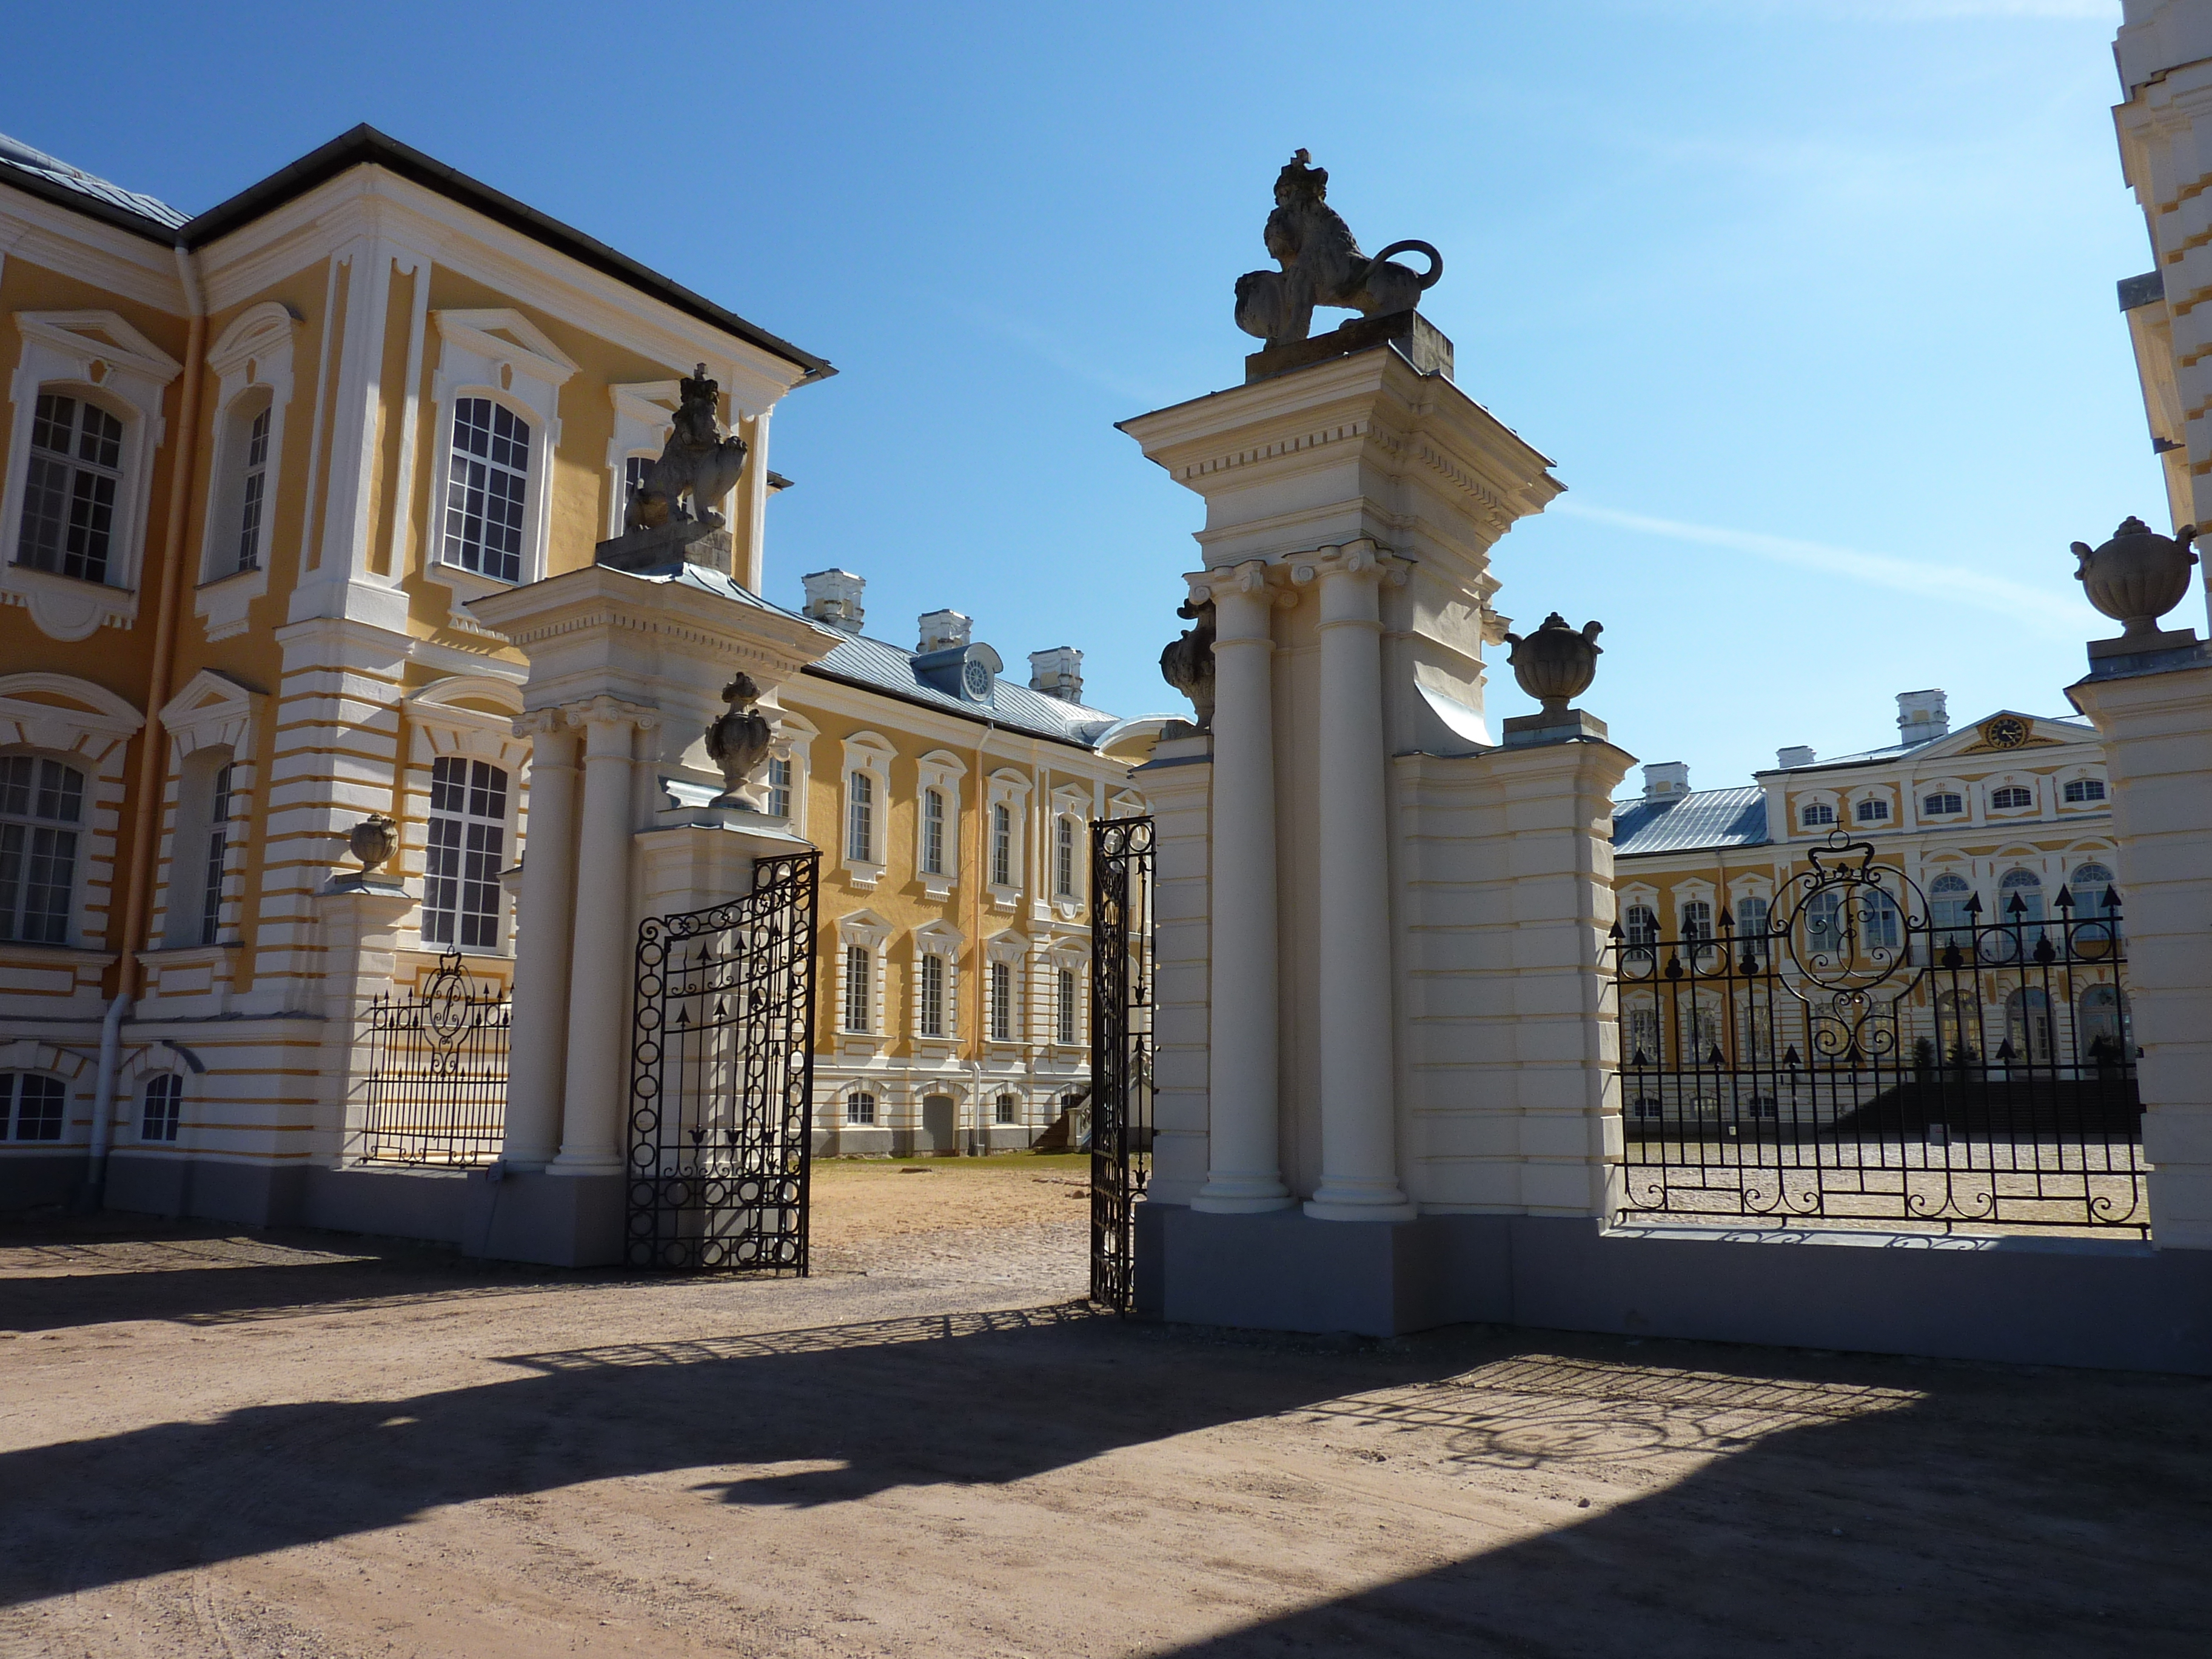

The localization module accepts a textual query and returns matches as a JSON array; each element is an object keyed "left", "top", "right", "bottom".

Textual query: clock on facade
[{"left": 1981, "top": 715, "right": 2030, "bottom": 749}]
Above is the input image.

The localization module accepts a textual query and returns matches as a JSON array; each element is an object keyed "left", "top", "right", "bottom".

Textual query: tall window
[
  {"left": 625, "top": 454, "right": 655, "bottom": 521},
  {"left": 766, "top": 755, "right": 791, "bottom": 819},
  {"left": 991, "top": 802, "right": 1013, "bottom": 886},
  {"left": 198, "top": 762, "right": 234, "bottom": 946},
  {"left": 1680, "top": 899, "right": 1712, "bottom": 940},
  {"left": 233, "top": 406, "right": 272, "bottom": 572},
  {"left": 18, "top": 393, "right": 125, "bottom": 584},
  {"left": 2077, "top": 985, "right": 2131, "bottom": 1060},
  {"left": 1624, "top": 1007, "right": 1661, "bottom": 1067},
  {"left": 845, "top": 1090, "right": 877, "bottom": 1126},
  {"left": 1734, "top": 896, "right": 1770, "bottom": 942},
  {"left": 423, "top": 757, "right": 507, "bottom": 949},
  {"left": 1054, "top": 815, "right": 1076, "bottom": 897},
  {"left": 1806, "top": 890, "right": 1848, "bottom": 960},
  {"left": 1922, "top": 791, "right": 1962, "bottom": 816},
  {"left": 441, "top": 397, "right": 530, "bottom": 582},
  {"left": 1800, "top": 802, "right": 1835, "bottom": 828},
  {"left": 2063, "top": 778, "right": 2106, "bottom": 804},
  {"left": 1998, "top": 868, "right": 2045, "bottom": 923},
  {"left": 1989, "top": 785, "right": 2033, "bottom": 811},
  {"left": 990, "top": 960, "right": 1013, "bottom": 1041},
  {"left": 919, "top": 952, "right": 946, "bottom": 1037},
  {"left": 1057, "top": 965, "right": 1078, "bottom": 1045},
  {"left": 1, "top": 1073, "right": 65, "bottom": 1142},
  {"left": 0, "top": 755, "right": 84, "bottom": 943},
  {"left": 1929, "top": 873, "right": 1974, "bottom": 945},
  {"left": 843, "top": 944, "right": 872, "bottom": 1033},
  {"left": 922, "top": 788, "right": 945, "bottom": 876},
  {"left": 1860, "top": 888, "right": 1902, "bottom": 952},
  {"left": 1623, "top": 903, "right": 1658, "bottom": 945},
  {"left": 141, "top": 1073, "right": 182, "bottom": 1142},
  {"left": 2005, "top": 988, "right": 2054, "bottom": 1065},
  {"left": 846, "top": 771, "right": 874, "bottom": 862},
  {"left": 1855, "top": 797, "right": 1890, "bottom": 823},
  {"left": 995, "top": 1093, "right": 1019, "bottom": 1125},
  {"left": 2070, "top": 862, "right": 2118, "bottom": 908}
]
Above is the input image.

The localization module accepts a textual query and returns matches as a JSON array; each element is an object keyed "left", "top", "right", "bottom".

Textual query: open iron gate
[
  {"left": 627, "top": 850, "right": 820, "bottom": 1271},
  {"left": 1090, "top": 815, "right": 1155, "bottom": 1311}
]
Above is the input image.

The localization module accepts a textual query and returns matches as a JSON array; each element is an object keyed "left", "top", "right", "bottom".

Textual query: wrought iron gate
[
  {"left": 1609, "top": 837, "right": 2142, "bottom": 1232},
  {"left": 628, "top": 850, "right": 820, "bottom": 1271},
  {"left": 1090, "top": 815, "right": 1155, "bottom": 1310},
  {"left": 355, "top": 950, "right": 509, "bottom": 1166}
]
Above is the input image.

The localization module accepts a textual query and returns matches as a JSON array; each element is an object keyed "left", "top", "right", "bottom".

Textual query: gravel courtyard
[{"left": 2, "top": 1155, "right": 2205, "bottom": 1658}]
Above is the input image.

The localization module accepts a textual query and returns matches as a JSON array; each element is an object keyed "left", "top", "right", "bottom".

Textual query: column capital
[
  {"left": 1185, "top": 559, "right": 1304, "bottom": 615},
  {"left": 514, "top": 707, "right": 570, "bottom": 739},
  {"left": 1289, "top": 538, "right": 1409, "bottom": 589},
  {"left": 562, "top": 695, "right": 660, "bottom": 732}
]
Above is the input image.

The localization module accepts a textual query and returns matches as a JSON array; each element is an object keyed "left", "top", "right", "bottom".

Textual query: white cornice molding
[{"left": 0, "top": 189, "right": 184, "bottom": 313}]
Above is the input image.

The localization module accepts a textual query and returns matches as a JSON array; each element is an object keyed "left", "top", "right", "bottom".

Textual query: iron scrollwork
[
  {"left": 1090, "top": 815, "right": 1155, "bottom": 1312},
  {"left": 356, "top": 950, "right": 511, "bottom": 1167}
]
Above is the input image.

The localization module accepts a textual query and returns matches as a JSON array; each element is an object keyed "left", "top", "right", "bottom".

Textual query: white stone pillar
[
  {"left": 312, "top": 874, "right": 415, "bottom": 1164},
  {"left": 1136, "top": 730, "right": 1214, "bottom": 1207},
  {"left": 501, "top": 712, "right": 578, "bottom": 1169},
  {"left": 549, "top": 697, "right": 654, "bottom": 1176},
  {"left": 1195, "top": 563, "right": 1292, "bottom": 1213},
  {"left": 1305, "top": 546, "right": 1415, "bottom": 1221}
]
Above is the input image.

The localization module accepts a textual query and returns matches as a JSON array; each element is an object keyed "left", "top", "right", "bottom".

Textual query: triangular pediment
[{"left": 1913, "top": 709, "right": 2091, "bottom": 763}]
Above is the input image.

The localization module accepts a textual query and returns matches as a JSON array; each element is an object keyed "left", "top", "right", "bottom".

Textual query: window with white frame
[
  {"left": 2070, "top": 861, "right": 2117, "bottom": 904},
  {"left": 923, "top": 788, "right": 947, "bottom": 876},
  {"left": 624, "top": 454, "right": 656, "bottom": 524},
  {"left": 441, "top": 398, "right": 531, "bottom": 583},
  {"left": 1929, "top": 872, "right": 1973, "bottom": 943},
  {"left": 1990, "top": 785, "right": 2033, "bottom": 811},
  {"left": 1735, "top": 896, "right": 1771, "bottom": 957},
  {"left": 990, "top": 959, "right": 1014, "bottom": 1041},
  {"left": 1057, "top": 965, "right": 1078, "bottom": 1045},
  {"left": 995, "top": 1093, "right": 1019, "bottom": 1125},
  {"left": 1, "top": 1073, "right": 65, "bottom": 1141},
  {"left": 2063, "top": 778, "right": 2106, "bottom": 804},
  {"left": 1999, "top": 866, "right": 2045, "bottom": 923},
  {"left": 423, "top": 757, "right": 508, "bottom": 949},
  {"left": 1855, "top": 797, "right": 1890, "bottom": 823},
  {"left": 1680, "top": 899, "right": 1712, "bottom": 940},
  {"left": 766, "top": 755, "right": 791, "bottom": 819},
  {"left": 197, "top": 760, "right": 234, "bottom": 946},
  {"left": 1800, "top": 802, "right": 1835, "bottom": 828},
  {"left": 0, "top": 754, "right": 84, "bottom": 944},
  {"left": 1054, "top": 814, "right": 1077, "bottom": 898},
  {"left": 991, "top": 802, "right": 1013, "bottom": 887},
  {"left": 846, "top": 770, "right": 874, "bottom": 862},
  {"left": 18, "top": 392, "right": 126, "bottom": 584},
  {"left": 845, "top": 1090, "right": 877, "bottom": 1126},
  {"left": 1923, "top": 791, "right": 1963, "bottom": 816},
  {"left": 919, "top": 951, "right": 947, "bottom": 1037},
  {"left": 844, "top": 943, "right": 872, "bottom": 1033},
  {"left": 1623, "top": 903, "right": 1658, "bottom": 945},
  {"left": 141, "top": 1072, "right": 181, "bottom": 1142}
]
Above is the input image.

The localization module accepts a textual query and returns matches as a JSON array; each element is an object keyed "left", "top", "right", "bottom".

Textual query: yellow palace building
[{"left": 0, "top": 127, "right": 1152, "bottom": 1222}]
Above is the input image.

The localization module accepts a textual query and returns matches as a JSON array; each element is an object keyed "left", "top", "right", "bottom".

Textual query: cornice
[{"left": 0, "top": 189, "right": 184, "bottom": 313}]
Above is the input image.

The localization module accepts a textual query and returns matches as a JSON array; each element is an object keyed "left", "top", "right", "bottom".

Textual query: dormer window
[
  {"left": 1800, "top": 802, "right": 1835, "bottom": 828},
  {"left": 1855, "top": 798, "right": 1890, "bottom": 824}
]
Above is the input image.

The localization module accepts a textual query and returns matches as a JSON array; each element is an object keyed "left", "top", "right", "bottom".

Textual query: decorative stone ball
[
  {"left": 1501, "top": 613, "right": 1604, "bottom": 712},
  {"left": 2072, "top": 517, "right": 2199, "bottom": 639},
  {"left": 349, "top": 813, "right": 398, "bottom": 874}
]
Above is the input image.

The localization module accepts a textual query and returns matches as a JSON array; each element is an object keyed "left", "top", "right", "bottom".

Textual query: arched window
[
  {"left": 1, "top": 1073, "right": 65, "bottom": 1142},
  {"left": 1929, "top": 872, "right": 1973, "bottom": 944},
  {"left": 141, "top": 1072, "right": 182, "bottom": 1142},
  {"left": 2077, "top": 985, "right": 2131, "bottom": 1062},
  {"left": 423, "top": 757, "right": 508, "bottom": 949},
  {"left": 1997, "top": 868, "right": 2044, "bottom": 923},
  {"left": 1057, "top": 965, "right": 1078, "bottom": 1044},
  {"left": 995, "top": 1092, "right": 1019, "bottom": 1125},
  {"left": 1, "top": 754, "right": 85, "bottom": 943},
  {"left": 1990, "top": 785, "right": 2034, "bottom": 810},
  {"left": 441, "top": 398, "right": 530, "bottom": 582},
  {"left": 991, "top": 802, "right": 1013, "bottom": 887},
  {"left": 922, "top": 788, "right": 946, "bottom": 876},
  {"left": 2069, "top": 861, "right": 2116, "bottom": 900},
  {"left": 844, "top": 1090, "right": 877, "bottom": 1126},
  {"left": 2005, "top": 988, "right": 2053, "bottom": 1066},
  {"left": 2062, "top": 778, "right": 2106, "bottom": 804},
  {"left": 17, "top": 392, "right": 125, "bottom": 583},
  {"left": 846, "top": 771, "right": 874, "bottom": 863},
  {"left": 1855, "top": 797, "right": 1890, "bottom": 823},
  {"left": 1922, "top": 791, "right": 1963, "bottom": 816},
  {"left": 1054, "top": 815, "right": 1078, "bottom": 898}
]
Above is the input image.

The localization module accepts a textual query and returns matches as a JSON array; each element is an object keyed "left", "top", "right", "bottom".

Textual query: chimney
[
  {"left": 1643, "top": 761, "right": 1691, "bottom": 802},
  {"left": 1896, "top": 688, "right": 1949, "bottom": 744},
  {"left": 1777, "top": 745, "right": 1817, "bottom": 769},
  {"left": 917, "top": 609, "right": 972, "bottom": 653},
  {"left": 801, "top": 569, "right": 865, "bottom": 634},
  {"left": 1028, "top": 646, "right": 1084, "bottom": 702}
]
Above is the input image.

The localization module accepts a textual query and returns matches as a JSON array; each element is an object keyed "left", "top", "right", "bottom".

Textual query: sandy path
[{"left": 1, "top": 1158, "right": 2205, "bottom": 1658}]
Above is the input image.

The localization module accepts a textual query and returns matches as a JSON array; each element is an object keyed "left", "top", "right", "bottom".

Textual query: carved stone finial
[
  {"left": 1160, "top": 599, "right": 1216, "bottom": 731},
  {"left": 625, "top": 366, "right": 749, "bottom": 534},
  {"left": 1501, "top": 613, "right": 1604, "bottom": 712},
  {"left": 2073, "top": 517, "right": 2199, "bottom": 642},
  {"left": 347, "top": 813, "right": 398, "bottom": 876},
  {"left": 1233, "top": 151, "right": 1444, "bottom": 346},
  {"left": 704, "top": 673, "right": 776, "bottom": 809}
]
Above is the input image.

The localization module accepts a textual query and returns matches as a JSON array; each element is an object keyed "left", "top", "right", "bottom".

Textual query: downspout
[
  {"left": 84, "top": 244, "right": 207, "bottom": 1208},
  {"left": 968, "top": 717, "right": 995, "bottom": 1155}
]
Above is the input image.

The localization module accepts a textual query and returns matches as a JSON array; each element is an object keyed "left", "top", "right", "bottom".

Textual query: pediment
[
  {"left": 434, "top": 307, "right": 580, "bottom": 382},
  {"left": 15, "top": 310, "right": 183, "bottom": 384},
  {"left": 1915, "top": 710, "right": 2087, "bottom": 762}
]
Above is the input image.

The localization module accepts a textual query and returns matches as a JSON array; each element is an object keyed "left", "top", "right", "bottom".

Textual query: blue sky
[{"left": 2, "top": 1, "right": 2160, "bottom": 790}]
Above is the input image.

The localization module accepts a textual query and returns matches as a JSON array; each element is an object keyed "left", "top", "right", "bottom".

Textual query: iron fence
[
  {"left": 1610, "top": 838, "right": 2142, "bottom": 1233},
  {"left": 354, "top": 950, "right": 510, "bottom": 1167},
  {"left": 1090, "top": 815, "right": 1155, "bottom": 1312}
]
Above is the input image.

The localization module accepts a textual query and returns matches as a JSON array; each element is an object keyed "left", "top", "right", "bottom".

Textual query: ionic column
[
  {"left": 1305, "top": 546, "right": 1416, "bottom": 1220},
  {"left": 501, "top": 712, "right": 578, "bottom": 1169},
  {"left": 549, "top": 697, "right": 655, "bottom": 1176},
  {"left": 1195, "top": 562, "right": 1292, "bottom": 1213}
]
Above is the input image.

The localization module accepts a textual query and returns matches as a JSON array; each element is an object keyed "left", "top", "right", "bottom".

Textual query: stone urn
[
  {"left": 704, "top": 672, "right": 774, "bottom": 808},
  {"left": 348, "top": 813, "right": 398, "bottom": 876},
  {"left": 1501, "top": 613, "right": 1603, "bottom": 711},
  {"left": 2072, "top": 517, "right": 2198, "bottom": 640}
]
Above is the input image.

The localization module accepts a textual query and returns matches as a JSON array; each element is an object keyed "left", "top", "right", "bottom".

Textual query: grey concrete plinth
[
  {"left": 1139, "top": 1205, "right": 2212, "bottom": 1373},
  {"left": 593, "top": 521, "right": 731, "bottom": 575},
  {"left": 463, "top": 1170, "right": 625, "bottom": 1267}
]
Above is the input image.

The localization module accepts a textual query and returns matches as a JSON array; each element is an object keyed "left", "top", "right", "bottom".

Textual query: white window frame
[
  {"left": 985, "top": 771, "right": 1031, "bottom": 911},
  {"left": 194, "top": 303, "right": 298, "bottom": 641},
  {"left": 2059, "top": 770, "right": 2109, "bottom": 808},
  {"left": 1050, "top": 785, "right": 1090, "bottom": 917},
  {"left": 839, "top": 733, "right": 893, "bottom": 891},
  {"left": 603, "top": 380, "right": 678, "bottom": 538},
  {"left": 1986, "top": 779, "right": 2037, "bottom": 815},
  {"left": 2, "top": 312, "right": 181, "bottom": 640},
  {"left": 401, "top": 679, "right": 529, "bottom": 957},
  {"left": 1918, "top": 782, "right": 1966, "bottom": 820},
  {"left": 985, "top": 932, "right": 1027, "bottom": 1047},
  {"left": 834, "top": 911, "right": 894, "bottom": 1054},
  {"left": 152, "top": 669, "right": 263, "bottom": 961},
  {"left": 1852, "top": 793, "right": 1892, "bottom": 825},
  {"left": 771, "top": 714, "right": 816, "bottom": 839},
  {"left": 0, "top": 672, "right": 143, "bottom": 957},
  {"left": 914, "top": 750, "right": 964, "bottom": 902},
  {"left": 911, "top": 919, "right": 964, "bottom": 1048},
  {"left": 1795, "top": 795, "right": 1838, "bottom": 831},
  {"left": 842, "top": 1087, "right": 879, "bottom": 1127},
  {"left": 423, "top": 310, "right": 576, "bottom": 627}
]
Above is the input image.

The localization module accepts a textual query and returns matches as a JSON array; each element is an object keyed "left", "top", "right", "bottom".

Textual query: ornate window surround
[
  {"left": 148, "top": 671, "right": 263, "bottom": 984},
  {"left": 193, "top": 303, "right": 300, "bottom": 640},
  {"left": 1048, "top": 783, "right": 1089, "bottom": 919},
  {"left": 913, "top": 749, "right": 964, "bottom": 901},
  {"left": 833, "top": 910, "right": 895, "bottom": 1057},
  {"left": 400, "top": 677, "right": 529, "bottom": 957},
  {"left": 839, "top": 732, "right": 893, "bottom": 892},
  {"left": 604, "top": 381, "right": 677, "bottom": 538},
  {"left": 1, "top": 311, "right": 183, "bottom": 640},
  {"left": 771, "top": 712, "right": 816, "bottom": 840},
  {"left": 984, "top": 930, "right": 1028, "bottom": 1048},
  {"left": 986, "top": 769, "right": 1031, "bottom": 911},
  {"left": 0, "top": 672, "right": 143, "bottom": 954},
  {"left": 911, "top": 918, "right": 964, "bottom": 1051}
]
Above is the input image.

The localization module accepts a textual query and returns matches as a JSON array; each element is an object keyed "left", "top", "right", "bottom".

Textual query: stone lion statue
[
  {"left": 1235, "top": 150, "right": 1443, "bottom": 346},
  {"left": 626, "top": 364, "right": 750, "bottom": 532}
]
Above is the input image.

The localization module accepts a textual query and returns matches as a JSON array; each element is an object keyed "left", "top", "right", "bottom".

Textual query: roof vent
[
  {"left": 1777, "top": 745, "right": 1817, "bottom": 769},
  {"left": 1028, "top": 646, "right": 1084, "bottom": 702},
  {"left": 801, "top": 569, "right": 865, "bottom": 634},
  {"left": 917, "top": 609, "right": 971, "bottom": 653},
  {"left": 1896, "top": 688, "right": 1949, "bottom": 743},
  {"left": 1643, "top": 761, "right": 1690, "bottom": 803}
]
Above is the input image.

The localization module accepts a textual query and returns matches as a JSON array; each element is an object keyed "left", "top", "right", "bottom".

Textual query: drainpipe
[
  {"left": 82, "top": 244, "right": 207, "bottom": 1210},
  {"left": 969, "top": 717, "right": 995, "bottom": 1155}
]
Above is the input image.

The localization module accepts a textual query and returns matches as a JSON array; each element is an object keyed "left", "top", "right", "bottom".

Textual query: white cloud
[{"left": 1550, "top": 499, "right": 2085, "bottom": 630}]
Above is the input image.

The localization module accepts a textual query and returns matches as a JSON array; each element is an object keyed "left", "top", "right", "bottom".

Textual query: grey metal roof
[
  {"left": 807, "top": 630, "right": 1123, "bottom": 749},
  {"left": 1612, "top": 786, "right": 1769, "bottom": 857},
  {"left": 0, "top": 131, "right": 187, "bottom": 232}
]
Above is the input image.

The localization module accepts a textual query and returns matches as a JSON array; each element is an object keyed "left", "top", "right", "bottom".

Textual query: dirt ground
[{"left": 2, "top": 1153, "right": 2206, "bottom": 1659}]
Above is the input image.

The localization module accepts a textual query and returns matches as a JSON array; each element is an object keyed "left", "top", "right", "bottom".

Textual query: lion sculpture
[
  {"left": 1159, "top": 600, "right": 1216, "bottom": 731},
  {"left": 1234, "top": 150, "right": 1443, "bottom": 346},
  {"left": 625, "top": 364, "right": 750, "bottom": 532}
]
